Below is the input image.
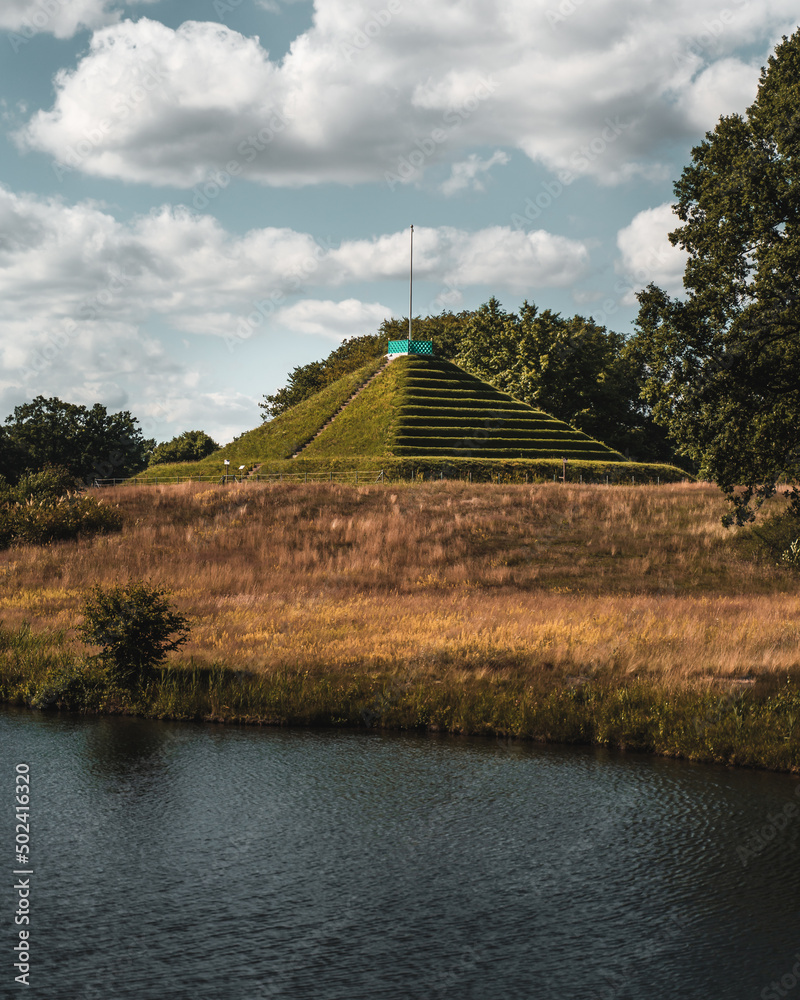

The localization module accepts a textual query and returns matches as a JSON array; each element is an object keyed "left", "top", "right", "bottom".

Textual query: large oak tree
[{"left": 632, "top": 30, "right": 800, "bottom": 522}]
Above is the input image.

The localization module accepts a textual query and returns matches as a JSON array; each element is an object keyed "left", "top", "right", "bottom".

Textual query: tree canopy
[
  {"left": 150, "top": 430, "right": 219, "bottom": 466},
  {"left": 631, "top": 30, "right": 800, "bottom": 522},
  {"left": 454, "top": 298, "right": 674, "bottom": 462},
  {"left": 2, "top": 396, "right": 154, "bottom": 483}
]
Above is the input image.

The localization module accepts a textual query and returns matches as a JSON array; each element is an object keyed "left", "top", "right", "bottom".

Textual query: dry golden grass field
[
  {"left": 1, "top": 479, "right": 797, "bottom": 690},
  {"left": 6, "top": 478, "right": 800, "bottom": 768}
]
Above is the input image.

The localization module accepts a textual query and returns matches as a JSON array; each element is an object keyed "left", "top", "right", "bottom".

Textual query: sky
[{"left": 0, "top": 0, "right": 797, "bottom": 446}]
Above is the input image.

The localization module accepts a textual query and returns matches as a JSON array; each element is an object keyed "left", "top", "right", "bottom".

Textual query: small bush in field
[
  {"left": 78, "top": 581, "right": 190, "bottom": 690},
  {"left": 30, "top": 661, "right": 107, "bottom": 712},
  {"left": 781, "top": 540, "right": 800, "bottom": 567},
  {"left": 5, "top": 494, "right": 122, "bottom": 546}
]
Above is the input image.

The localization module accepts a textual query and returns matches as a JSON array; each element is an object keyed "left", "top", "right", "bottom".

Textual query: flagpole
[{"left": 408, "top": 224, "right": 413, "bottom": 344}]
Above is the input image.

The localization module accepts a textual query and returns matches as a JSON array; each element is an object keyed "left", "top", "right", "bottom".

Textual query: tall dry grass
[{"left": 0, "top": 480, "right": 797, "bottom": 696}]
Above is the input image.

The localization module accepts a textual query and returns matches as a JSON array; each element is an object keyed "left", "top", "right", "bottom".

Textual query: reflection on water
[{"left": 3, "top": 705, "right": 800, "bottom": 1000}]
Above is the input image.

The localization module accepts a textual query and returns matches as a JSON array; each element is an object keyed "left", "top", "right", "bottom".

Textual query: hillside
[
  {"left": 135, "top": 356, "right": 386, "bottom": 479},
  {"left": 3, "top": 480, "right": 800, "bottom": 770},
  {"left": 137, "top": 354, "right": 632, "bottom": 482}
]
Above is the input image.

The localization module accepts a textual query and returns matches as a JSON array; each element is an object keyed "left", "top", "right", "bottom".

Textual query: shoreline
[{"left": 3, "top": 653, "right": 800, "bottom": 773}]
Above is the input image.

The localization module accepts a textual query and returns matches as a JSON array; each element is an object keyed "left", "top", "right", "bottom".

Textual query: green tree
[
  {"left": 454, "top": 297, "right": 518, "bottom": 388},
  {"left": 323, "top": 332, "right": 387, "bottom": 380},
  {"left": 78, "top": 581, "right": 190, "bottom": 691},
  {"left": 631, "top": 30, "right": 800, "bottom": 521},
  {"left": 259, "top": 359, "right": 329, "bottom": 419},
  {"left": 150, "top": 430, "right": 219, "bottom": 465},
  {"left": 455, "top": 299, "right": 676, "bottom": 461},
  {"left": 4, "top": 396, "right": 154, "bottom": 483},
  {"left": 0, "top": 427, "right": 27, "bottom": 485}
]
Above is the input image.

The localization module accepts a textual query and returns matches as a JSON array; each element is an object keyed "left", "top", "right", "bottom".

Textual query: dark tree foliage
[
  {"left": 78, "top": 581, "right": 190, "bottom": 690},
  {"left": 4, "top": 396, "right": 154, "bottom": 483},
  {"left": 12, "top": 465, "right": 80, "bottom": 502},
  {"left": 0, "top": 426, "right": 28, "bottom": 485},
  {"left": 455, "top": 298, "right": 678, "bottom": 462},
  {"left": 631, "top": 31, "right": 800, "bottom": 522},
  {"left": 150, "top": 430, "right": 220, "bottom": 466}
]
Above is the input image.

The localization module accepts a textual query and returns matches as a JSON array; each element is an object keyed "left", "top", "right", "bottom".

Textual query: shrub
[
  {"left": 30, "top": 661, "right": 107, "bottom": 712},
  {"left": 78, "top": 581, "right": 190, "bottom": 691},
  {"left": 750, "top": 508, "right": 800, "bottom": 563},
  {"left": 783, "top": 540, "right": 800, "bottom": 566},
  {"left": 0, "top": 465, "right": 122, "bottom": 549},
  {"left": 0, "top": 494, "right": 122, "bottom": 548},
  {"left": 15, "top": 465, "right": 80, "bottom": 502}
]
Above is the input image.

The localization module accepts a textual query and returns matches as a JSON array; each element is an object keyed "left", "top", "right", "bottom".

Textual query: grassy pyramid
[
  {"left": 135, "top": 353, "right": 628, "bottom": 480},
  {"left": 302, "top": 355, "right": 624, "bottom": 461}
]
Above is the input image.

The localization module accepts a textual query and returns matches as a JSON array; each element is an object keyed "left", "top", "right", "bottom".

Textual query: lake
[{"left": 3, "top": 706, "right": 800, "bottom": 999}]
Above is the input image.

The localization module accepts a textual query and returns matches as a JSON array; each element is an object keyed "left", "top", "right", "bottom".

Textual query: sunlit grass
[{"left": 2, "top": 479, "right": 800, "bottom": 768}]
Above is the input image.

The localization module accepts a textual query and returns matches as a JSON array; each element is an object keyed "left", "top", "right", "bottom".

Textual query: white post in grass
[{"left": 409, "top": 223, "right": 413, "bottom": 344}]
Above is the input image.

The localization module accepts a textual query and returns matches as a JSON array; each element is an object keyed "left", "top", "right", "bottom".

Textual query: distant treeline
[
  {"left": 0, "top": 397, "right": 218, "bottom": 484},
  {"left": 260, "top": 298, "right": 687, "bottom": 468}
]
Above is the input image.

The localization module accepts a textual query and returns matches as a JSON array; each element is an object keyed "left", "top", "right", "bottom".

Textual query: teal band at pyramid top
[{"left": 387, "top": 340, "right": 433, "bottom": 355}]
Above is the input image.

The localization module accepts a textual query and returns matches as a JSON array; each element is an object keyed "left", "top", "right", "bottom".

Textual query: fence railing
[
  {"left": 94, "top": 470, "right": 387, "bottom": 487},
  {"left": 91, "top": 468, "right": 677, "bottom": 488}
]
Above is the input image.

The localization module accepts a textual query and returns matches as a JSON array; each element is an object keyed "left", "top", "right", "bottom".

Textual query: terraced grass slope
[
  {"left": 301, "top": 353, "right": 407, "bottom": 458},
  {"left": 307, "top": 355, "right": 624, "bottom": 461},
  {"left": 133, "top": 354, "right": 628, "bottom": 482},
  {"left": 133, "top": 357, "right": 385, "bottom": 480}
]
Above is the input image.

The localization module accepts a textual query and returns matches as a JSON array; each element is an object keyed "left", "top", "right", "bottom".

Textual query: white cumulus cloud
[
  {"left": 440, "top": 151, "right": 510, "bottom": 196},
  {"left": 13, "top": 1, "right": 800, "bottom": 187},
  {"left": 616, "top": 202, "right": 689, "bottom": 300},
  {"left": 0, "top": 0, "right": 157, "bottom": 39},
  {"left": 275, "top": 299, "right": 393, "bottom": 339}
]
